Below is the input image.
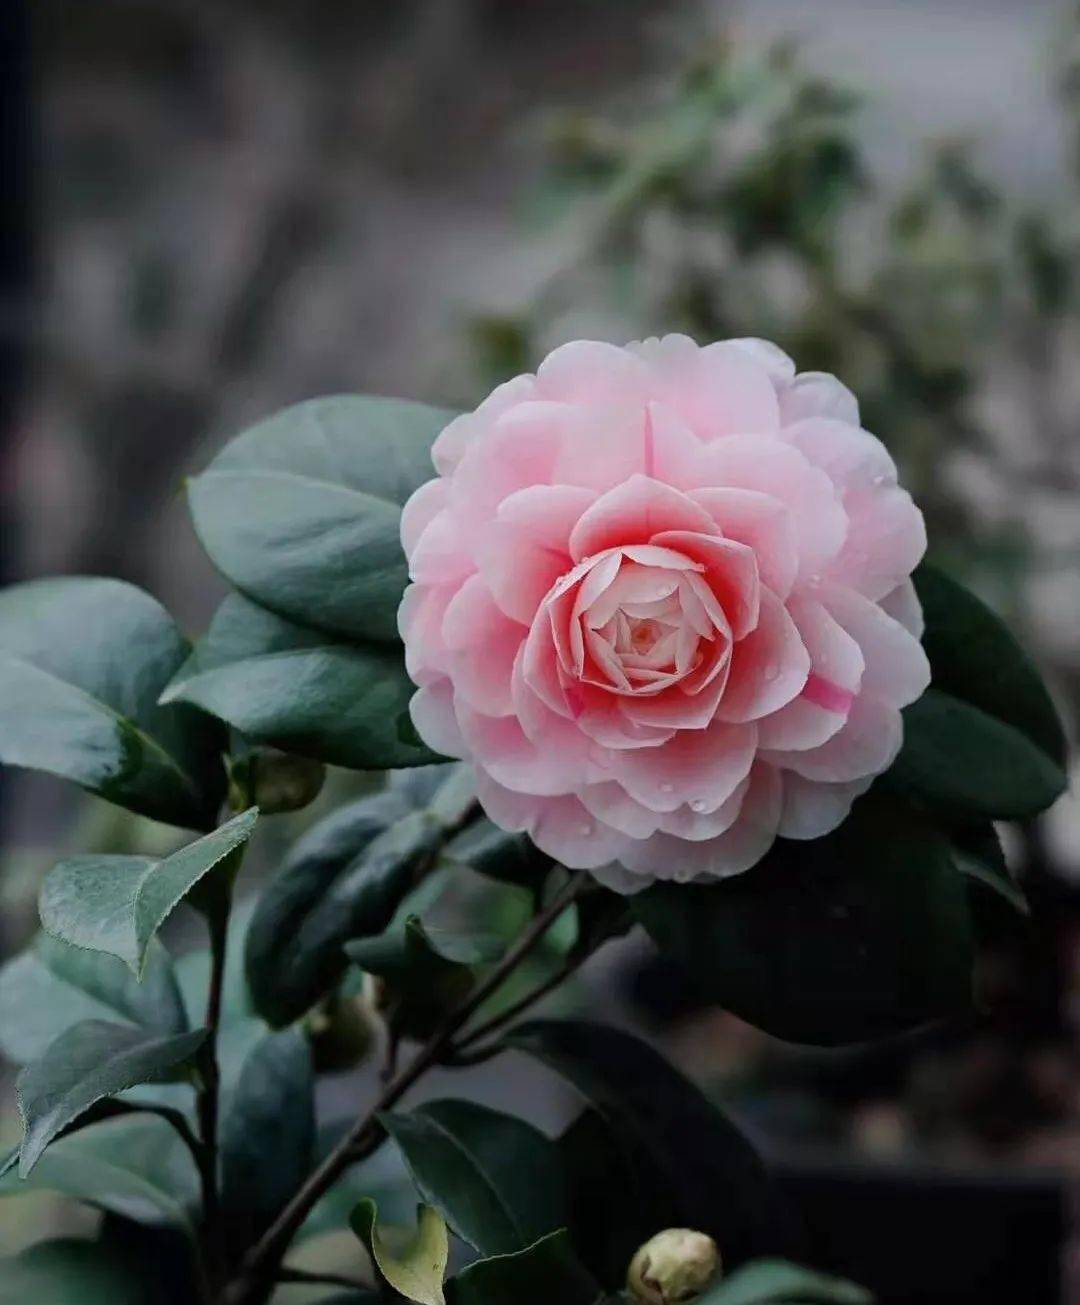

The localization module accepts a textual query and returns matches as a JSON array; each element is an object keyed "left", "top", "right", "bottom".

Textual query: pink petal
[
  {"left": 442, "top": 574, "right": 525, "bottom": 716},
  {"left": 621, "top": 663, "right": 730, "bottom": 730},
  {"left": 398, "top": 583, "right": 454, "bottom": 686},
  {"left": 574, "top": 691, "right": 675, "bottom": 750},
  {"left": 826, "top": 483, "right": 927, "bottom": 601},
  {"left": 432, "top": 375, "right": 538, "bottom": 475},
  {"left": 550, "top": 401, "right": 654, "bottom": 491},
  {"left": 764, "top": 693, "right": 902, "bottom": 783},
  {"left": 458, "top": 704, "right": 586, "bottom": 796},
  {"left": 727, "top": 338, "right": 796, "bottom": 386},
  {"left": 715, "top": 589, "right": 810, "bottom": 723},
  {"left": 820, "top": 583, "right": 930, "bottom": 708},
  {"left": 651, "top": 530, "right": 760, "bottom": 640},
  {"left": 777, "top": 771, "right": 873, "bottom": 840},
  {"left": 778, "top": 371, "right": 860, "bottom": 426},
  {"left": 569, "top": 475, "right": 718, "bottom": 562},
  {"left": 782, "top": 417, "right": 896, "bottom": 495},
  {"left": 579, "top": 782, "right": 664, "bottom": 838},
  {"left": 408, "top": 509, "right": 476, "bottom": 585},
  {"left": 401, "top": 478, "right": 449, "bottom": 558},
  {"left": 474, "top": 770, "right": 630, "bottom": 870},
  {"left": 638, "top": 335, "right": 780, "bottom": 438},
  {"left": 451, "top": 401, "right": 565, "bottom": 521},
  {"left": 657, "top": 776, "right": 749, "bottom": 841},
  {"left": 536, "top": 339, "right": 650, "bottom": 405},
  {"left": 607, "top": 716, "right": 758, "bottom": 812},
  {"left": 497, "top": 483, "right": 597, "bottom": 548},
  {"left": 689, "top": 487, "right": 799, "bottom": 598},
  {"left": 409, "top": 679, "right": 465, "bottom": 758},
  {"left": 475, "top": 520, "right": 571, "bottom": 625},
  {"left": 646, "top": 402, "right": 710, "bottom": 488},
  {"left": 880, "top": 579, "right": 925, "bottom": 639}
]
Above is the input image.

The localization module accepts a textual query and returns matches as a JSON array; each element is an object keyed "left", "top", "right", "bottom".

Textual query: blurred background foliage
[{"left": 2, "top": 0, "right": 1080, "bottom": 1298}]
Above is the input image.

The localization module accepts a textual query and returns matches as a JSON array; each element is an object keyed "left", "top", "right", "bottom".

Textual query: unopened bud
[
  {"left": 627, "top": 1229, "right": 720, "bottom": 1304},
  {"left": 231, "top": 749, "right": 326, "bottom": 815},
  {"left": 305, "top": 991, "right": 376, "bottom": 1074}
]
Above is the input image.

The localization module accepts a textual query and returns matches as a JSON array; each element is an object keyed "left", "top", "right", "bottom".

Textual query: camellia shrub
[{"left": 0, "top": 336, "right": 1066, "bottom": 1304}]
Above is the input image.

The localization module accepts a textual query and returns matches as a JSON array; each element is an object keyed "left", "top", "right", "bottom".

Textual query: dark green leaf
[
  {"left": 40, "top": 809, "right": 258, "bottom": 976},
  {"left": 950, "top": 823, "right": 1028, "bottom": 916},
  {"left": 506, "top": 1021, "right": 803, "bottom": 1275},
  {"left": 161, "top": 594, "right": 440, "bottom": 771},
  {"left": 914, "top": 564, "right": 1066, "bottom": 766},
  {"left": 0, "top": 577, "right": 224, "bottom": 828},
  {"left": 886, "top": 688, "right": 1065, "bottom": 820},
  {"left": 245, "top": 789, "right": 446, "bottom": 1026},
  {"left": 0, "top": 1113, "right": 198, "bottom": 1231},
  {"left": 16, "top": 1021, "right": 206, "bottom": 1175},
  {"left": 220, "top": 1027, "right": 315, "bottom": 1246},
  {"left": 444, "top": 819, "right": 553, "bottom": 890},
  {"left": 700, "top": 1258, "right": 872, "bottom": 1304},
  {"left": 0, "top": 934, "right": 187, "bottom": 1065},
  {"left": 381, "top": 1100, "right": 564, "bottom": 1257},
  {"left": 632, "top": 796, "right": 974, "bottom": 1044},
  {"left": 350, "top": 1198, "right": 448, "bottom": 1305},
  {"left": 0, "top": 1239, "right": 147, "bottom": 1305},
  {"left": 447, "top": 1230, "right": 602, "bottom": 1305},
  {"left": 187, "top": 395, "right": 456, "bottom": 643},
  {"left": 347, "top": 916, "right": 503, "bottom": 985}
]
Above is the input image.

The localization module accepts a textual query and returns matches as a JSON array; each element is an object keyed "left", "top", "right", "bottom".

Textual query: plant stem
[
  {"left": 197, "top": 898, "right": 230, "bottom": 1294},
  {"left": 452, "top": 954, "right": 582, "bottom": 1055},
  {"left": 224, "top": 871, "right": 586, "bottom": 1305}
]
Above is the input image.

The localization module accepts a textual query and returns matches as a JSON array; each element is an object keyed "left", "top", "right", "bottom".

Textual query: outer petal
[
  {"left": 765, "top": 693, "right": 901, "bottom": 783},
  {"left": 431, "top": 374, "right": 537, "bottom": 475},
  {"left": 821, "top": 583, "right": 930, "bottom": 708},
  {"left": 401, "top": 478, "right": 449, "bottom": 559},
  {"left": 536, "top": 339, "right": 650, "bottom": 405},
  {"left": 782, "top": 417, "right": 896, "bottom": 494},
  {"left": 880, "top": 578, "right": 925, "bottom": 639},
  {"left": 607, "top": 716, "right": 758, "bottom": 812},
  {"left": 458, "top": 705, "right": 586, "bottom": 796},
  {"left": 827, "top": 483, "right": 926, "bottom": 601},
  {"left": 778, "top": 771, "right": 873, "bottom": 839},
  {"left": 635, "top": 335, "right": 781, "bottom": 438},
  {"left": 778, "top": 371, "right": 860, "bottom": 426},
  {"left": 475, "top": 770, "right": 631, "bottom": 870},
  {"left": 409, "top": 679, "right": 465, "bottom": 758},
  {"left": 442, "top": 573, "right": 525, "bottom": 716},
  {"left": 714, "top": 589, "right": 810, "bottom": 723}
]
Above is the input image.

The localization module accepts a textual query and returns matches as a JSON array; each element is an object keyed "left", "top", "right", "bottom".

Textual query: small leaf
[
  {"left": 187, "top": 395, "right": 456, "bottom": 643},
  {"left": 0, "top": 1239, "right": 147, "bottom": 1304},
  {"left": 161, "top": 593, "right": 441, "bottom": 771},
  {"left": 632, "top": 796, "right": 974, "bottom": 1044},
  {"left": 16, "top": 1021, "right": 207, "bottom": 1175},
  {"left": 506, "top": 1020, "right": 804, "bottom": 1279},
  {"left": 380, "top": 1100, "right": 564, "bottom": 1257},
  {"left": 950, "top": 824, "right": 1028, "bottom": 916},
  {"left": 447, "top": 1230, "right": 602, "bottom": 1305},
  {"left": 0, "top": 1113, "right": 199, "bottom": 1232},
  {"left": 350, "top": 1198, "right": 448, "bottom": 1305},
  {"left": 220, "top": 1027, "right": 315, "bottom": 1246},
  {"left": 0, "top": 577, "right": 224, "bottom": 828},
  {"left": 39, "top": 809, "right": 258, "bottom": 976},
  {"left": 699, "top": 1258, "right": 872, "bottom": 1304},
  {"left": 0, "top": 934, "right": 187, "bottom": 1066},
  {"left": 245, "top": 792, "right": 446, "bottom": 1026}
]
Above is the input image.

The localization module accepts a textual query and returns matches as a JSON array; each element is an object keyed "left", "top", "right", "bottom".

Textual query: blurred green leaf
[
  {"left": 380, "top": 1100, "right": 564, "bottom": 1257},
  {"left": 447, "top": 1230, "right": 602, "bottom": 1305},
  {"left": 0, "top": 1239, "right": 148, "bottom": 1304},
  {"left": 950, "top": 823, "right": 1028, "bottom": 916},
  {"left": 161, "top": 593, "right": 440, "bottom": 771},
  {"left": 350, "top": 1199, "right": 448, "bottom": 1305},
  {"left": 0, "top": 578, "right": 224, "bottom": 829},
  {"left": 0, "top": 934, "right": 187, "bottom": 1065},
  {"left": 699, "top": 1258, "right": 872, "bottom": 1304},
  {"left": 16, "top": 1020, "right": 206, "bottom": 1175},
  {"left": 187, "top": 395, "right": 456, "bottom": 644},
  {"left": 632, "top": 796, "right": 973, "bottom": 1044},
  {"left": 39, "top": 809, "right": 258, "bottom": 976}
]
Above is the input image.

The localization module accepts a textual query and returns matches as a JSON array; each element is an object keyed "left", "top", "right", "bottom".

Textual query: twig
[
  {"left": 196, "top": 902, "right": 231, "bottom": 1294},
  {"left": 452, "top": 954, "right": 582, "bottom": 1055}
]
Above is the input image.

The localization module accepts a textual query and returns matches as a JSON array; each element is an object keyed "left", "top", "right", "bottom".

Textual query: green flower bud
[
  {"left": 305, "top": 991, "right": 377, "bottom": 1074},
  {"left": 627, "top": 1229, "right": 720, "bottom": 1304},
  {"left": 230, "top": 749, "right": 326, "bottom": 815}
]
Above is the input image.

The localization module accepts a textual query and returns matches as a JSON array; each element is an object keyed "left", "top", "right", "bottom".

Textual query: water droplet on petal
[
  {"left": 872, "top": 474, "right": 886, "bottom": 487},
  {"left": 578, "top": 822, "right": 593, "bottom": 837},
  {"left": 660, "top": 782, "right": 675, "bottom": 794},
  {"left": 808, "top": 573, "right": 821, "bottom": 587},
  {"left": 689, "top": 798, "right": 708, "bottom": 813},
  {"left": 764, "top": 662, "right": 779, "bottom": 681}
]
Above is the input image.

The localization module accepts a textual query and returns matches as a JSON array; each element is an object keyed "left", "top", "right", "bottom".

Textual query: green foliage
[
  {"left": 161, "top": 594, "right": 440, "bottom": 771},
  {"left": 698, "top": 1258, "right": 872, "bottom": 1304},
  {"left": 380, "top": 1100, "right": 564, "bottom": 1257},
  {"left": 0, "top": 577, "right": 224, "bottom": 829},
  {"left": 350, "top": 1198, "right": 449, "bottom": 1305},
  {"left": 39, "top": 809, "right": 258, "bottom": 976},
  {"left": 632, "top": 796, "right": 974, "bottom": 1045},
  {"left": 0, "top": 1239, "right": 147, "bottom": 1304},
  {"left": 187, "top": 395, "right": 456, "bottom": 644},
  {"left": 447, "top": 1230, "right": 602, "bottom": 1305},
  {"left": 15, "top": 1020, "right": 206, "bottom": 1175}
]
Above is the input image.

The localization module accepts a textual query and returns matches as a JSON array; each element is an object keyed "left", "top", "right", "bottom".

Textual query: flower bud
[
  {"left": 231, "top": 749, "right": 326, "bottom": 814},
  {"left": 627, "top": 1229, "right": 720, "bottom": 1304},
  {"left": 305, "top": 991, "right": 377, "bottom": 1074}
]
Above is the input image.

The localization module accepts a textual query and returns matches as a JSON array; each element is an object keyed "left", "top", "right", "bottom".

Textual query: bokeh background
[{"left": 2, "top": 2, "right": 1079, "bottom": 1301}]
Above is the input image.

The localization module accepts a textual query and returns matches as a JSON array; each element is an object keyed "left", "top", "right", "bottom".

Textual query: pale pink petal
[
  {"left": 409, "top": 680, "right": 465, "bottom": 758},
  {"left": 459, "top": 705, "right": 586, "bottom": 796},
  {"left": 550, "top": 401, "right": 653, "bottom": 491},
  {"left": 782, "top": 417, "right": 896, "bottom": 494},
  {"left": 777, "top": 771, "right": 873, "bottom": 840},
  {"left": 574, "top": 692, "right": 675, "bottom": 751},
  {"left": 689, "top": 487, "right": 799, "bottom": 598},
  {"left": 568, "top": 475, "right": 718, "bottom": 561},
  {"left": 408, "top": 509, "right": 476, "bottom": 585},
  {"left": 497, "top": 483, "right": 597, "bottom": 548},
  {"left": 715, "top": 589, "right": 810, "bottom": 723},
  {"left": 646, "top": 402, "right": 710, "bottom": 488},
  {"left": 880, "top": 578, "right": 925, "bottom": 639},
  {"left": 726, "top": 338, "right": 796, "bottom": 386},
  {"left": 650, "top": 530, "right": 760, "bottom": 640},
  {"left": 587, "top": 861, "right": 653, "bottom": 895},
  {"left": 536, "top": 339, "right": 650, "bottom": 405},
  {"left": 608, "top": 717, "right": 758, "bottom": 812},
  {"left": 779, "top": 371, "right": 860, "bottom": 427},
  {"left": 621, "top": 664, "right": 730, "bottom": 730},
  {"left": 475, "top": 521, "right": 571, "bottom": 625},
  {"left": 695, "top": 435, "right": 847, "bottom": 581},
  {"left": 820, "top": 583, "right": 930, "bottom": 708},
  {"left": 579, "top": 782, "right": 664, "bottom": 838},
  {"left": 827, "top": 483, "right": 926, "bottom": 600},
  {"left": 431, "top": 375, "right": 538, "bottom": 475},
  {"left": 442, "top": 574, "right": 525, "bottom": 716},
  {"left": 641, "top": 336, "right": 780, "bottom": 438},
  {"left": 451, "top": 402, "right": 564, "bottom": 521},
  {"left": 521, "top": 614, "right": 573, "bottom": 718},
  {"left": 400, "top": 478, "right": 449, "bottom": 558},
  {"left": 765, "top": 693, "right": 902, "bottom": 783},
  {"left": 398, "top": 583, "right": 454, "bottom": 686},
  {"left": 657, "top": 776, "right": 749, "bottom": 841}
]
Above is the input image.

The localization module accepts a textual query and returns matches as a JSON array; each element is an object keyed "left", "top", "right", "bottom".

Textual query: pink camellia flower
[{"left": 399, "top": 337, "right": 930, "bottom": 892}]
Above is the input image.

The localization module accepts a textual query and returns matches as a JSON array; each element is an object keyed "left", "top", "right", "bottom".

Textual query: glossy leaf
[
  {"left": 632, "top": 796, "right": 974, "bottom": 1044},
  {"left": 0, "top": 1113, "right": 199, "bottom": 1232},
  {"left": 350, "top": 1198, "right": 448, "bottom": 1305},
  {"left": 187, "top": 395, "right": 455, "bottom": 643},
  {"left": 0, "top": 1239, "right": 147, "bottom": 1305},
  {"left": 506, "top": 1020, "right": 803, "bottom": 1275},
  {"left": 220, "top": 1027, "right": 315, "bottom": 1246},
  {"left": 699, "top": 1258, "right": 872, "bottom": 1304},
  {"left": 0, "top": 934, "right": 187, "bottom": 1065},
  {"left": 381, "top": 1100, "right": 564, "bottom": 1256},
  {"left": 447, "top": 1230, "right": 602, "bottom": 1305},
  {"left": 887, "top": 688, "right": 1066, "bottom": 820},
  {"left": 16, "top": 1020, "right": 206, "bottom": 1175},
  {"left": 245, "top": 790, "right": 447, "bottom": 1026},
  {"left": 0, "top": 577, "right": 224, "bottom": 828},
  {"left": 161, "top": 593, "right": 440, "bottom": 771},
  {"left": 914, "top": 564, "right": 1066, "bottom": 766},
  {"left": 39, "top": 809, "right": 258, "bottom": 976}
]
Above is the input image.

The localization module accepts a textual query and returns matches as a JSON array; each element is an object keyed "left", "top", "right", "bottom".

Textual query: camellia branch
[
  {"left": 450, "top": 953, "right": 584, "bottom": 1058},
  {"left": 196, "top": 900, "right": 231, "bottom": 1295},
  {"left": 224, "top": 871, "right": 587, "bottom": 1305}
]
